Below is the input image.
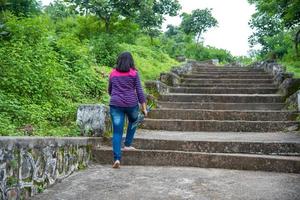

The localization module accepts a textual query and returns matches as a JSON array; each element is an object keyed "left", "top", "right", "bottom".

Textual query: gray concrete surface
[
  {"left": 135, "top": 129, "right": 300, "bottom": 143},
  {"left": 32, "top": 165, "right": 300, "bottom": 200}
]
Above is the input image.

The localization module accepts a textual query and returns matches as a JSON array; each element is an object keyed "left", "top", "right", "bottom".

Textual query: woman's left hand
[
  {"left": 141, "top": 103, "right": 148, "bottom": 116},
  {"left": 142, "top": 108, "right": 148, "bottom": 117}
]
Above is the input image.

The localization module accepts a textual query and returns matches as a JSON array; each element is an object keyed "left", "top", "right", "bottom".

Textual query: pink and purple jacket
[{"left": 108, "top": 68, "right": 146, "bottom": 107}]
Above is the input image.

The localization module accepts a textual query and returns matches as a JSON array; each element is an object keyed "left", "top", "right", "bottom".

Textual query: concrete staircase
[{"left": 93, "top": 64, "right": 300, "bottom": 173}]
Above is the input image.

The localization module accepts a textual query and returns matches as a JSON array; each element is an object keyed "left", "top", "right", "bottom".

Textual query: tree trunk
[
  {"left": 196, "top": 33, "right": 201, "bottom": 44},
  {"left": 105, "top": 21, "right": 110, "bottom": 33},
  {"left": 105, "top": 16, "right": 111, "bottom": 33},
  {"left": 295, "top": 29, "right": 300, "bottom": 57}
]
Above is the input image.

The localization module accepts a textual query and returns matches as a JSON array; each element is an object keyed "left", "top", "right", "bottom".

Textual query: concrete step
[
  {"left": 181, "top": 78, "right": 274, "bottom": 84},
  {"left": 142, "top": 119, "right": 298, "bottom": 132},
  {"left": 157, "top": 101, "right": 285, "bottom": 110},
  {"left": 193, "top": 66, "right": 251, "bottom": 70},
  {"left": 169, "top": 87, "right": 278, "bottom": 94},
  {"left": 181, "top": 74, "right": 273, "bottom": 79},
  {"left": 148, "top": 109, "right": 298, "bottom": 121},
  {"left": 183, "top": 71, "right": 269, "bottom": 75},
  {"left": 191, "top": 69, "right": 265, "bottom": 73},
  {"left": 159, "top": 94, "right": 284, "bottom": 103},
  {"left": 178, "top": 83, "right": 276, "bottom": 88},
  {"left": 134, "top": 130, "right": 300, "bottom": 155},
  {"left": 191, "top": 66, "right": 257, "bottom": 70},
  {"left": 93, "top": 147, "right": 300, "bottom": 173}
]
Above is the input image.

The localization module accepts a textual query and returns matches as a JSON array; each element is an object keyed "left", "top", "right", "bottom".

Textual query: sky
[
  {"left": 41, "top": 0, "right": 52, "bottom": 5},
  {"left": 41, "top": 0, "right": 256, "bottom": 56},
  {"left": 162, "top": 0, "right": 256, "bottom": 56}
]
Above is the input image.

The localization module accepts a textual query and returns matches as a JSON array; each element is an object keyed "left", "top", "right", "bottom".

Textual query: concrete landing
[{"left": 32, "top": 165, "right": 300, "bottom": 200}]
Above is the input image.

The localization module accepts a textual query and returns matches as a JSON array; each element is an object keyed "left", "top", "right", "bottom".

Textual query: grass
[
  {"left": 119, "top": 43, "right": 179, "bottom": 81},
  {"left": 280, "top": 60, "right": 300, "bottom": 78}
]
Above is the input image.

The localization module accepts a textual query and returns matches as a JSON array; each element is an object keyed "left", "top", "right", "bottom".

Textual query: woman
[{"left": 108, "top": 51, "right": 147, "bottom": 168}]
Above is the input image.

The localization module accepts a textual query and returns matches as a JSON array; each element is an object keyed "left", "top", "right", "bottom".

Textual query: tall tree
[
  {"left": 65, "top": 0, "right": 181, "bottom": 38},
  {"left": 248, "top": 12, "right": 283, "bottom": 54},
  {"left": 165, "top": 24, "right": 180, "bottom": 37},
  {"left": 248, "top": 0, "right": 300, "bottom": 56},
  {"left": 248, "top": 0, "right": 300, "bottom": 28},
  {"left": 135, "top": 0, "right": 181, "bottom": 43},
  {"left": 0, "top": 0, "right": 40, "bottom": 16},
  {"left": 45, "top": 0, "right": 75, "bottom": 20},
  {"left": 65, "top": 0, "right": 143, "bottom": 32},
  {"left": 180, "top": 8, "right": 218, "bottom": 43}
]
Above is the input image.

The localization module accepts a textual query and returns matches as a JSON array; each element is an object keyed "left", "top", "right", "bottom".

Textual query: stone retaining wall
[
  {"left": 285, "top": 90, "right": 300, "bottom": 111},
  {"left": 249, "top": 60, "right": 300, "bottom": 111},
  {"left": 145, "top": 60, "right": 196, "bottom": 92},
  {"left": 0, "top": 137, "right": 101, "bottom": 200}
]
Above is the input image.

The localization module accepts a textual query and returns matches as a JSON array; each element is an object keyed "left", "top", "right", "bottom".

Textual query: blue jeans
[{"left": 110, "top": 105, "right": 139, "bottom": 161}]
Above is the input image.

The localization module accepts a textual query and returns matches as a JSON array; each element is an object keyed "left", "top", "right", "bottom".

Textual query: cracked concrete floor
[{"left": 32, "top": 165, "right": 300, "bottom": 200}]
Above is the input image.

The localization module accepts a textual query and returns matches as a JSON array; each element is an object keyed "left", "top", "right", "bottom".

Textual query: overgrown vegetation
[{"left": 248, "top": 0, "right": 300, "bottom": 76}]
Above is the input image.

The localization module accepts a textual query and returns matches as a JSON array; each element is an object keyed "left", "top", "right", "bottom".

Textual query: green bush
[
  {"left": 280, "top": 60, "right": 300, "bottom": 78},
  {"left": 0, "top": 14, "right": 109, "bottom": 136},
  {"left": 185, "top": 43, "right": 234, "bottom": 63},
  {"left": 90, "top": 34, "right": 121, "bottom": 67},
  {"left": 76, "top": 16, "right": 102, "bottom": 40},
  {"left": 234, "top": 56, "right": 255, "bottom": 65},
  {"left": 112, "top": 18, "right": 140, "bottom": 44}
]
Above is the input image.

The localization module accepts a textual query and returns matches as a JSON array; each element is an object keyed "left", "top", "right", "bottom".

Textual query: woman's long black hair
[{"left": 115, "top": 52, "right": 135, "bottom": 72}]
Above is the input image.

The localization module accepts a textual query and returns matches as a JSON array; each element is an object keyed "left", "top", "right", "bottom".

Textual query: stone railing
[
  {"left": 144, "top": 60, "right": 198, "bottom": 93},
  {"left": 76, "top": 104, "right": 111, "bottom": 137},
  {"left": 249, "top": 60, "right": 300, "bottom": 111},
  {"left": 0, "top": 137, "right": 101, "bottom": 200}
]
